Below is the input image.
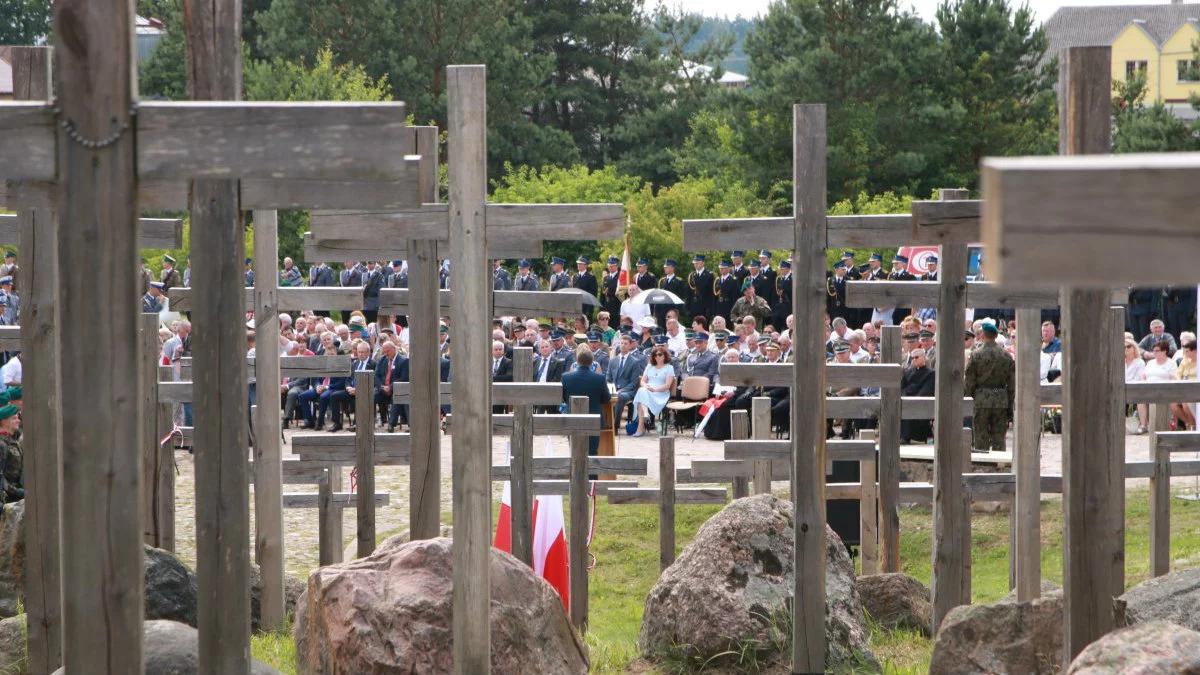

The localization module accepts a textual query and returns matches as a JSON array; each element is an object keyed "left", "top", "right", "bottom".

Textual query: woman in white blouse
[{"left": 1124, "top": 338, "right": 1148, "bottom": 433}]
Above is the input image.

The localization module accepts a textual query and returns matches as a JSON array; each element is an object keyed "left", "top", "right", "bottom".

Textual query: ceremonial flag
[
  {"left": 618, "top": 224, "right": 632, "bottom": 289},
  {"left": 493, "top": 482, "right": 571, "bottom": 610},
  {"left": 897, "top": 246, "right": 940, "bottom": 276}
]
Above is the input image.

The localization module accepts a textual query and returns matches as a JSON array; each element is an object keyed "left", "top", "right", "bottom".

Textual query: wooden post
[
  {"left": 355, "top": 371, "right": 377, "bottom": 557},
  {"left": 511, "top": 346, "right": 535, "bottom": 565},
  {"left": 156, "top": 399, "right": 176, "bottom": 553},
  {"left": 13, "top": 44, "right": 63, "bottom": 675},
  {"left": 1149, "top": 403, "right": 1171, "bottom": 576},
  {"left": 447, "top": 64, "right": 492, "bottom": 675},
  {"left": 792, "top": 103, "right": 828, "bottom": 674},
  {"left": 961, "top": 427, "right": 974, "bottom": 598},
  {"left": 317, "top": 469, "right": 335, "bottom": 566},
  {"left": 408, "top": 125, "right": 442, "bottom": 541},
  {"left": 731, "top": 410, "right": 750, "bottom": 499},
  {"left": 569, "top": 396, "right": 589, "bottom": 632},
  {"left": 140, "top": 313, "right": 162, "bottom": 546},
  {"left": 1058, "top": 46, "right": 1124, "bottom": 666},
  {"left": 659, "top": 436, "right": 676, "bottom": 572},
  {"left": 751, "top": 397, "right": 772, "bottom": 494},
  {"left": 931, "top": 187, "right": 970, "bottom": 632},
  {"left": 858, "top": 429, "right": 878, "bottom": 576},
  {"left": 252, "top": 208, "right": 285, "bottom": 630},
  {"left": 52, "top": 0, "right": 144, "bottom": 668},
  {"left": 1014, "top": 308, "right": 1042, "bottom": 600},
  {"left": 878, "top": 325, "right": 902, "bottom": 573}
]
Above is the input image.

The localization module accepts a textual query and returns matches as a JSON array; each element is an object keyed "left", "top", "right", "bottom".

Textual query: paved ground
[{"left": 168, "top": 415, "right": 1195, "bottom": 577}]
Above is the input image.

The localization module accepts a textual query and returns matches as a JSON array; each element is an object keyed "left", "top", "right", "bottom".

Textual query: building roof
[{"left": 1045, "top": 3, "right": 1200, "bottom": 59}]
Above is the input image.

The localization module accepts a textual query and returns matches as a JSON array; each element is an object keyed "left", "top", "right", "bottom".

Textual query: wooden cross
[
  {"left": 0, "top": 1, "right": 426, "bottom": 670},
  {"left": 980, "top": 45, "right": 1199, "bottom": 666}
]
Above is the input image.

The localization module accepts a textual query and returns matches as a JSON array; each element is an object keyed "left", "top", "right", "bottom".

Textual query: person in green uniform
[
  {"left": 964, "top": 319, "right": 1015, "bottom": 452},
  {"left": 0, "top": 405, "right": 23, "bottom": 504}
]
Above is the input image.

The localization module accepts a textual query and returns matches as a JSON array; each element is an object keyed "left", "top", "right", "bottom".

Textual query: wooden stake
[
  {"left": 1014, "top": 308, "right": 1042, "bottom": 601},
  {"left": 252, "top": 208, "right": 285, "bottom": 630},
  {"left": 511, "top": 346, "right": 535, "bottom": 565},
  {"left": 569, "top": 396, "right": 589, "bottom": 632},
  {"left": 659, "top": 436, "right": 676, "bottom": 571},
  {"left": 792, "top": 103, "right": 828, "bottom": 674},
  {"left": 931, "top": 187, "right": 970, "bottom": 631},
  {"left": 858, "top": 429, "right": 878, "bottom": 576},
  {"left": 1150, "top": 402, "right": 1171, "bottom": 576},
  {"left": 52, "top": 0, "right": 144, "bottom": 669},
  {"left": 751, "top": 397, "right": 772, "bottom": 495},
  {"left": 356, "top": 371, "right": 377, "bottom": 557},
  {"left": 447, "top": 64, "right": 492, "bottom": 675},
  {"left": 408, "top": 125, "right": 442, "bottom": 541},
  {"left": 13, "top": 44, "right": 63, "bottom": 675},
  {"left": 731, "top": 410, "right": 749, "bottom": 499},
  {"left": 140, "top": 313, "right": 162, "bottom": 546},
  {"left": 878, "top": 326, "right": 902, "bottom": 573}
]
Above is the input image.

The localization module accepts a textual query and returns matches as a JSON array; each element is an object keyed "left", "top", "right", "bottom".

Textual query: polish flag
[
  {"left": 494, "top": 482, "right": 571, "bottom": 610},
  {"left": 897, "top": 245, "right": 941, "bottom": 276},
  {"left": 618, "top": 227, "right": 632, "bottom": 289}
]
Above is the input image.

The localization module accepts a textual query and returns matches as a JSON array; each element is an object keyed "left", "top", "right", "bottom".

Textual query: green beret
[
  {"left": 0, "top": 406, "right": 18, "bottom": 422},
  {"left": 0, "top": 392, "right": 10, "bottom": 406},
  {"left": 5, "top": 386, "right": 21, "bottom": 401},
  {"left": 741, "top": 278, "right": 753, "bottom": 292}
]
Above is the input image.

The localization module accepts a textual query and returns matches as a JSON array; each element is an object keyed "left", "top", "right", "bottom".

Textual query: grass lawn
[{"left": 252, "top": 486, "right": 1200, "bottom": 673}]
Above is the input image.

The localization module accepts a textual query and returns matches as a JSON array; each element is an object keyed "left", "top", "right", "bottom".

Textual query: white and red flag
[
  {"left": 618, "top": 225, "right": 632, "bottom": 289},
  {"left": 494, "top": 482, "right": 570, "bottom": 611},
  {"left": 897, "top": 245, "right": 940, "bottom": 276}
]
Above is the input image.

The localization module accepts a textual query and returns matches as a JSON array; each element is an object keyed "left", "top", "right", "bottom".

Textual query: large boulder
[
  {"left": 0, "top": 501, "right": 24, "bottom": 618},
  {"left": 294, "top": 536, "right": 587, "bottom": 674},
  {"left": 1115, "top": 567, "right": 1200, "bottom": 632},
  {"left": 640, "top": 494, "right": 876, "bottom": 672},
  {"left": 1067, "top": 621, "right": 1200, "bottom": 674},
  {"left": 143, "top": 620, "right": 281, "bottom": 674},
  {"left": 144, "top": 545, "right": 198, "bottom": 626},
  {"left": 249, "top": 563, "right": 305, "bottom": 634},
  {"left": 930, "top": 590, "right": 1063, "bottom": 674},
  {"left": 0, "top": 614, "right": 25, "bottom": 674},
  {"left": 856, "top": 573, "right": 932, "bottom": 636}
]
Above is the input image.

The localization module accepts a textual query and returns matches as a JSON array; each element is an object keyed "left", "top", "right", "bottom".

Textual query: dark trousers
[
  {"left": 613, "top": 389, "right": 636, "bottom": 428},
  {"left": 329, "top": 390, "right": 354, "bottom": 427}
]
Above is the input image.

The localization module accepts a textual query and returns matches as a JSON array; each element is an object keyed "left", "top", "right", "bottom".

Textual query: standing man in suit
[
  {"left": 361, "top": 260, "right": 385, "bottom": 324},
  {"left": 515, "top": 259, "right": 540, "bottom": 291},
  {"left": 634, "top": 257, "right": 657, "bottom": 291},
  {"left": 773, "top": 259, "right": 793, "bottom": 331},
  {"left": 757, "top": 250, "right": 777, "bottom": 305},
  {"left": 601, "top": 256, "right": 622, "bottom": 319},
  {"left": 549, "top": 257, "right": 571, "bottom": 291},
  {"left": 493, "top": 260, "right": 513, "bottom": 291},
  {"left": 308, "top": 260, "right": 336, "bottom": 317},
  {"left": 713, "top": 259, "right": 739, "bottom": 323},
  {"left": 374, "top": 340, "right": 408, "bottom": 431},
  {"left": 606, "top": 332, "right": 645, "bottom": 429},
  {"left": 658, "top": 259, "right": 689, "bottom": 325},
  {"left": 572, "top": 256, "right": 598, "bottom": 317},
  {"left": 161, "top": 254, "right": 182, "bottom": 293},
  {"left": 730, "top": 251, "right": 749, "bottom": 286},
  {"left": 887, "top": 254, "right": 916, "bottom": 325},
  {"left": 562, "top": 346, "right": 611, "bottom": 458},
  {"left": 688, "top": 254, "right": 714, "bottom": 320}
]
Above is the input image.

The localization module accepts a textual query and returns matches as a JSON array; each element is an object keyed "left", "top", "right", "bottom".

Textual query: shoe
[
  {"left": 1136, "top": 426, "right": 1147, "bottom": 435},
  {"left": 632, "top": 429, "right": 645, "bottom": 438},
  {"left": 387, "top": 425, "right": 395, "bottom": 433},
  {"left": 348, "top": 424, "right": 357, "bottom": 432},
  {"left": 329, "top": 424, "right": 343, "bottom": 433}
]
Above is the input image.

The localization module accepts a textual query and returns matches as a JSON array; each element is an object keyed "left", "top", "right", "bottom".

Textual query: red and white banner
[
  {"left": 897, "top": 246, "right": 940, "bottom": 276},
  {"left": 618, "top": 229, "right": 632, "bottom": 289},
  {"left": 494, "top": 482, "right": 570, "bottom": 610}
]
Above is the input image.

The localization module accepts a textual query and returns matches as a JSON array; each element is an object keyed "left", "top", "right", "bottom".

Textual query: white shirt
[
  {"left": 1125, "top": 358, "right": 1147, "bottom": 383},
  {"left": 0, "top": 356, "right": 20, "bottom": 386},
  {"left": 620, "top": 298, "right": 651, "bottom": 324},
  {"left": 667, "top": 330, "right": 687, "bottom": 355},
  {"left": 1145, "top": 358, "right": 1178, "bottom": 383},
  {"left": 849, "top": 347, "right": 871, "bottom": 364}
]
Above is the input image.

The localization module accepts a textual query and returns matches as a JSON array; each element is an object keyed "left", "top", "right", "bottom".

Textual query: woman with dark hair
[{"left": 631, "top": 346, "right": 676, "bottom": 437}]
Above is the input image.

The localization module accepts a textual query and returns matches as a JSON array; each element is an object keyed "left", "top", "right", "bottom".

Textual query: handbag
[{"left": 625, "top": 418, "right": 639, "bottom": 436}]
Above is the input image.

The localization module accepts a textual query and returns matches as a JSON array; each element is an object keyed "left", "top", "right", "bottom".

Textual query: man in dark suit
[
  {"left": 633, "top": 257, "right": 657, "bottom": 291},
  {"left": 657, "top": 259, "right": 690, "bottom": 324},
  {"left": 562, "top": 346, "right": 611, "bottom": 458},
  {"left": 730, "top": 250, "right": 749, "bottom": 286},
  {"left": 491, "top": 340, "right": 513, "bottom": 414},
  {"left": 773, "top": 259, "right": 793, "bottom": 331},
  {"left": 687, "top": 254, "right": 714, "bottom": 320},
  {"left": 493, "top": 260, "right": 513, "bottom": 291},
  {"left": 606, "top": 332, "right": 645, "bottom": 429},
  {"left": 600, "top": 256, "right": 622, "bottom": 319},
  {"left": 374, "top": 341, "right": 408, "bottom": 431},
  {"left": 515, "top": 259, "right": 540, "bottom": 291},
  {"left": 572, "top": 256, "right": 598, "bottom": 317},
  {"left": 713, "top": 259, "right": 740, "bottom": 322},
  {"left": 329, "top": 342, "right": 375, "bottom": 431},
  {"left": 747, "top": 259, "right": 774, "bottom": 307},
  {"left": 361, "top": 260, "right": 385, "bottom": 324}
]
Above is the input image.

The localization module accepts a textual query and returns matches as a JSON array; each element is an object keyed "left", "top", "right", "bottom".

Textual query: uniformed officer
[
  {"left": 385, "top": 260, "right": 407, "bottom": 288},
  {"left": 551, "top": 329, "right": 574, "bottom": 364},
  {"left": 730, "top": 250, "right": 749, "bottom": 285},
  {"left": 587, "top": 330, "right": 610, "bottom": 372},
  {"left": 139, "top": 257, "right": 153, "bottom": 295},
  {"left": 573, "top": 256, "right": 598, "bottom": 316},
  {"left": 863, "top": 252, "right": 886, "bottom": 281},
  {"left": 920, "top": 255, "right": 939, "bottom": 282},
  {"left": 757, "top": 250, "right": 777, "bottom": 305},
  {"left": 0, "top": 405, "right": 23, "bottom": 504},
  {"left": 515, "top": 259, "right": 541, "bottom": 291},
  {"left": 731, "top": 277, "right": 771, "bottom": 327},
  {"left": 549, "top": 257, "right": 571, "bottom": 291},
  {"left": 687, "top": 254, "right": 714, "bottom": 320},
  {"left": 493, "top": 260, "right": 513, "bottom": 291},
  {"left": 964, "top": 319, "right": 1014, "bottom": 452},
  {"left": 887, "top": 254, "right": 916, "bottom": 324},
  {"left": 658, "top": 259, "right": 689, "bottom": 323},
  {"left": 634, "top": 257, "right": 657, "bottom": 291},
  {"left": 0, "top": 251, "right": 17, "bottom": 292},
  {"left": 600, "top": 256, "right": 622, "bottom": 318},
  {"left": 773, "top": 259, "right": 793, "bottom": 330},
  {"left": 841, "top": 250, "right": 863, "bottom": 280},
  {"left": 0, "top": 277, "right": 18, "bottom": 325},
  {"left": 747, "top": 259, "right": 773, "bottom": 308},
  {"left": 713, "top": 259, "right": 739, "bottom": 322},
  {"left": 244, "top": 257, "right": 255, "bottom": 287},
  {"left": 143, "top": 281, "right": 166, "bottom": 314},
  {"left": 161, "top": 254, "right": 183, "bottom": 292}
]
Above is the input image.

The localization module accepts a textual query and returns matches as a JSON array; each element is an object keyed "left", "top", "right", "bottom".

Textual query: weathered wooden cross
[{"left": 982, "top": 45, "right": 1200, "bottom": 666}]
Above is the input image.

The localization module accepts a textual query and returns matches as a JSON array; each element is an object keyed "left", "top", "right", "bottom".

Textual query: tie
[
  {"left": 537, "top": 358, "right": 547, "bottom": 381},
  {"left": 617, "top": 355, "right": 625, "bottom": 377},
  {"left": 494, "top": 359, "right": 500, "bottom": 375},
  {"left": 385, "top": 359, "right": 394, "bottom": 386}
]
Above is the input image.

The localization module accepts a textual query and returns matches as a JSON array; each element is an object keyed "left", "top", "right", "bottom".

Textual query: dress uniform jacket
[
  {"left": 515, "top": 273, "right": 541, "bottom": 291},
  {"left": 688, "top": 267, "right": 715, "bottom": 319}
]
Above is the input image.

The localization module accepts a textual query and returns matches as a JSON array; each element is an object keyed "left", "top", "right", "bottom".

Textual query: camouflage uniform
[
  {"left": 730, "top": 295, "right": 772, "bottom": 327},
  {"left": 965, "top": 340, "right": 1015, "bottom": 451},
  {"left": 0, "top": 435, "right": 22, "bottom": 504}
]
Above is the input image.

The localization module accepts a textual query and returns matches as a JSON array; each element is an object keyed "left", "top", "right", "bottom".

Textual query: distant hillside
[{"left": 687, "top": 15, "right": 754, "bottom": 75}]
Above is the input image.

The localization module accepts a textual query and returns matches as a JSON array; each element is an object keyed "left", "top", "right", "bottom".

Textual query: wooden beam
[
  {"left": 730, "top": 410, "right": 750, "bottom": 499},
  {"left": 303, "top": 232, "right": 543, "bottom": 261},
  {"left": 510, "top": 347, "right": 534, "bottom": 566},
  {"left": 751, "top": 398, "right": 772, "bottom": 495},
  {"left": 681, "top": 213, "right": 914, "bottom": 250},
  {"left": 139, "top": 314, "right": 162, "bottom": 548},
  {"left": 529, "top": 480, "right": 638, "bottom": 495},
  {"left": 392, "top": 382, "right": 564, "bottom": 405},
  {"left": 660, "top": 437, "right": 676, "bottom": 571},
  {"left": 607, "top": 487, "right": 727, "bottom": 505},
  {"left": 931, "top": 188, "right": 971, "bottom": 632},
  {"left": 0, "top": 213, "right": 182, "bottom": 249},
  {"left": 283, "top": 492, "right": 389, "bottom": 508},
  {"left": 309, "top": 202, "right": 623, "bottom": 242},
  {"left": 1149, "top": 403, "right": 1172, "bottom": 577},
  {"left": 12, "top": 45, "right": 62, "bottom": 675},
  {"left": 317, "top": 468, "right": 344, "bottom": 565},
  {"left": 910, "top": 199, "right": 981, "bottom": 244},
  {"left": 725, "top": 439, "right": 874, "bottom": 462},
  {"left": 1156, "top": 432, "right": 1200, "bottom": 452},
  {"left": 568, "top": 396, "right": 589, "bottom": 633},
  {"left": 490, "top": 455, "right": 648, "bottom": 480},
  {"left": 0, "top": 102, "right": 55, "bottom": 180},
  {"left": 139, "top": 176, "right": 423, "bottom": 211},
  {"left": 792, "top": 103, "right": 827, "bottom": 673},
  {"left": 1040, "top": 380, "right": 1200, "bottom": 406},
  {"left": 379, "top": 289, "right": 586, "bottom": 316},
  {"left": 718, "top": 362, "right": 901, "bottom": 388},
  {"left": 686, "top": 459, "right": 791, "bottom": 481},
  {"left": 53, "top": 0, "right": 144, "bottom": 669},
  {"left": 355, "top": 373, "right": 377, "bottom": 558},
  {"left": 1014, "top": 308, "right": 1042, "bottom": 602}
]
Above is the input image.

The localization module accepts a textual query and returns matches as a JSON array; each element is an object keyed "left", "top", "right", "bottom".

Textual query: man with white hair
[
  {"left": 847, "top": 329, "right": 870, "bottom": 363},
  {"left": 1139, "top": 319, "right": 1178, "bottom": 360}
]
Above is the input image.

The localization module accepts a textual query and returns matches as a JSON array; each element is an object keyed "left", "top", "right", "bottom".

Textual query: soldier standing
[
  {"left": 964, "top": 320, "right": 1015, "bottom": 452},
  {"left": 160, "top": 254, "right": 182, "bottom": 293},
  {"left": 0, "top": 405, "right": 23, "bottom": 504},
  {"left": 773, "top": 259, "right": 793, "bottom": 331},
  {"left": 139, "top": 258, "right": 153, "bottom": 295},
  {"left": 549, "top": 257, "right": 571, "bottom": 291},
  {"left": 713, "top": 259, "right": 739, "bottom": 323},
  {"left": 0, "top": 251, "right": 16, "bottom": 293},
  {"left": 687, "top": 254, "right": 714, "bottom": 320},
  {"left": 633, "top": 257, "right": 657, "bottom": 291},
  {"left": 493, "top": 260, "right": 513, "bottom": 291},
  {"left": 731, "top": 278, "right": 771, "bottom": 327},
  {"left": 757, "top": 250, "right": 778, "bottom": 306},
  {"left": 747, "top": 259, "right": 773, "bottom": 307},
  {"left": 730, "top": 250, "right": 749, "bottom": 286},
  {"left": 244, "top": 258, "right": 255, "bottom": 287},
  {"left": 601, "top": 256, "right": 622, "bottom": 318},
  {"left": 572, "top": 256, "right": 598, "bottom": 317},
  {"left": 515, "top": 259, "right": 541, "bottom": 291},
  {"left": 658, "top": 259, "right": 689, "bottom": 321},
  {"left": 887, "top": 253, "right": 916, "bottom": 324},
  {"left": 143, "top": 281, "right": 166, "bottom": 314}
]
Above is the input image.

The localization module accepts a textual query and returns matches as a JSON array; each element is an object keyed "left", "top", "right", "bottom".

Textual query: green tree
[
  {"left": 138, "top": 0, "right": 187, "bottom": 100},
  {"left": 0, "top": 0, "right": 50, "bottom": 44},
  {"left": 1112, "top": 72, "right": 1199, "bottom": 152},
  {"left": 935, "top": 0, "right": 1058, "bottom": 181},
  {"left": 825, "top": 190, "right": 916, "bottom": 267}
]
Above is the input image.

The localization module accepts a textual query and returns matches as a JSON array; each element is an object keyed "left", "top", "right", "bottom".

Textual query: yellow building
[{"left": 1046, "top": 3, "right": 1200, "bottom": 120}]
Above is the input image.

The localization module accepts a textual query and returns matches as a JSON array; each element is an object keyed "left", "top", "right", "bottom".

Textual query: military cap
[
  {"left": 576, "top": 256, "right": 590, "bottom": 265},
  {"left": 3, "top": 251, "right": 14, "bottom": 259},
  {"left": 979, "top": 319, "right": 999, "bottom": 335},
  {"left": 607, "top": 256, "right": 619, "bottom": 265},
  {"left": 694, "top": 331, "right": 710, "bottom": 342},
  {"left": 163, "top": 254, "right": 176, "bottom": 264},
  {"left": 551, "top": 329, "right": 566, "bottom": 340},
  {"left": 392, "top": 260, "right": 403, "bottom": 267},
  {"left": 718, "top": 259, "right": 732, "bottom": 268},
  {"left": 833, "top": 260, "right": 846, "bottom": 270},
  {"left": 902, "top": 332, "right": 920, "bottom": 341},
  {"left": 713, "top": 330, "right": 729, "bottom": 341},
  {"left": 684, "top": 329, "right": 696, "bottom": 339},
  {"left": 551, "top": 256, "right": 566, "bottom": 265},
  {"left": 748, "top": 259, "right": 761, "bottom": 269},
  {"left": 0, "top": 406, "right": 17, "bottom": 422},
  {"left": 664, "top": 259, "right": 677, "bottom": 268},
  {"left": 573, "top": 333, "right": 588, "bottom": 345},
  {"left": 245, "top": 257, "right": 253, "bottom": 265},
  {"left": 764, "top": 339, "right": 781, "bottom": 351},
  {"left": 0, "top": 392, "right": 9, "bottom": 406},
  {"left": 4, "top": 387, "right": 18, "bottom": 401},
  {"left": 637, "top": 257, "right": 649, "bottom": 266},
  {"left": 832, "top": 341, "right": 850, "bottom": 353},
  {"left": 0, "top": 276, "right": 13, "bottom": 286},
  {"left": 869, "top": 253, "right": 883, "bottom": 262},
  {"left": 780, "top": 260, "right": 791, "bottom": 269},
  {"left": 759, "top": 250, "right": 772, "bottom": 258},
  {"left": 918, "top": 329, "right": 935, "bottom": 338},
  {"left": 538, "top": 322, "right": 552, "bottom": 331},
  {"left": 439, "top": 324, "right": 449, "bottom": 334},
  {"left": 927, "top": 255, "right": 939, "bottom": 264},
  {"left": 619, "top": 326, "right": 634, "bottom": 336},
  {"left": 653, "top": 334, "right": 668, "bottom": 345},
  {"left": 519, "top": 259, "right": 531, "bottom": 268},
  {"left": 149, "top": 281, "right": 165, "bottom": 290},
  {"left": 587, "top": 331, "right": 601, "bottom": 342},
  {"left": 692, "top": 254, "right": 705, "bottom": 262},
  {"left": 841, "top": 250, "right": 855, "bottom": 259},
  {"left": 893, "top": 254, "right": 909, "bottom": 264},
  {"left": 731, "top": 250, "right": 745, "bottom": 258},
  {"left": 741, "top": 278, "right": 753, "bottom": 292}
]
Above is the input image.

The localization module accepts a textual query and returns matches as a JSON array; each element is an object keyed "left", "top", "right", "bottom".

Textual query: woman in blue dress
[{"left": 631, "top": 346, "right": 676, "bottom": 436}]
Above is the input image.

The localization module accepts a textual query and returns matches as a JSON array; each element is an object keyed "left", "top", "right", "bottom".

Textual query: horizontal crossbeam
[
  {"left": 0, "top": 326, "right": 19, "bottom": 351},
  {"left": 682, "top": 214, "right": 913, "bottom": 250},
  {"left": 1040, "top": 380, "right": 1200, "bottom": 406},
  {"left": 167, "top": 286, "right": 582, "bottom": 315},
  {"left": 303, "top": 233, "right": 543, "bottom": 261},
  {"left": 981, "top": 152, "right": 1200, "bottom": 286},
  {"left": 684, "top": 459, "right": 791, "bottom": 482},
  {"left": 1152, "top": 432, "right": 1200, "bottom": 452},
  {"left": 532, "top": 480, "right": 638, "bottom": 496},
  {"left": 607, "top": 487, "right": 727, "bottom": 505},
  {"left": 392, "top": 382, "right": 563, "bottom": 405},
  {"left": 282, "top": 492, "right": 389, "bottom": 508},
  {"left": 717, "top": 362, "right": 902, "bottom": 388},
  {"left": 309, "top": 202, "right": 624, "bottom": 242},
  {"left": 490, "top": 456, "right": 647, "bottom": 480},
  {"left": 0, "top": 213, "right": 182, "bottom": 249},
  {"left": 289, "top": 432, "right": 411, "bottom": 464},
  {"left": 910, "top": 199, "right": 981, "bottom": 244},
  {"left": 723, "top": 439, "right": 875, "bottom": 462},
  {"left": 447, "top": 413, "right": 602, "bottom": 435}
]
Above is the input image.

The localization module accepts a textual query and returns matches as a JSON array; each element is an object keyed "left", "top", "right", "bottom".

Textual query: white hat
[{"left": 638, "top": 316, "right": 657, "bottom": 329}]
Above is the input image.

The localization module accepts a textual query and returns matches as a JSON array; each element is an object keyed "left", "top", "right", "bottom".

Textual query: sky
[{"left": 680, "top": 0, "right": 1188, "bottom": 24}]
